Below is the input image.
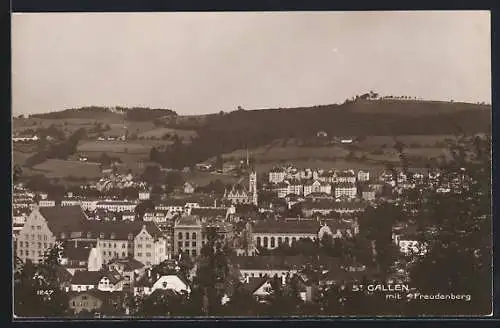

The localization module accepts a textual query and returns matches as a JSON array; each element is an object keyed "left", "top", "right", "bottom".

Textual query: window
[
  {"left": 185, "top": 232, "right": 190, "bottom": 240},
  {"left": 122, "top": 252, "right": 126, "bottom": 257},
  {"left": 178, "top": 232, "right": 183, "bottom": 240},
  {"left": 278, "top": 237, "right": 282, "bottom": 245},
  {"left": 31, "top": 234, "right": 35, "bottom": 240},
  {"left": 137, "top": 253, "right": 142, "bottom": 257},
  {"left": 137, "top": 244, "right": 142, "bottom": 248},
  {"left": 37, "top": 235, "right": 41, "bottom": 241},
  {"left": 192, "top": 250, "right": 197, "bottom": 256},
  {"left": 19, "top": 250, "right": 23, "bottom": 256},
  {"left": 146, "top": 244, "right": 151, "bottom": 249},
  {"left": 37, "top": 226, "right": 41, "bottom": 231},
  {"left": 192, "top": 241, "right": 196, "bottom": 247},
  {"left": 31, "top": 225, "right": 35, "bottom": 230},
  {"left": 108, "top": 251, "right": 112, "bottom": 256},
  {"left": 43, "top": 243, "right": 47, "bottom": 248},
  {"left": 19, "top": 241, "right": 23, "bottom": 248},
  {"left": 38, "top": 251, "right": 42, "bottom": 256},
  {"left": 184, "top": 241, "right": 189, "bottom": 247},
  {"left": 43, "top": 235, "right": 47, "bottom": 241},
  {"left": 37, "top": 242, "right": 41, "bottom": 248},
  {"left": 72, "top": 301, "right": 76, "bottom": 306},
  {"left": 113, "top": 243, "right": 117, "bottom": 248},
  {"left": 270, "top": 237, "right": 275, "bottom": 248},
  {"left": 256, "top": 237, "right": 261, "bottom": 246},
  {"left": 263, "top": 237, "right": 268, "bottom": 248},
  {"left": 292, "top": 237, "right": 297, "bottom": 243},
  {"left": 178, "top": 241, "right": 182, "bottom": 248},
  {"left": 122, "top": 244, "right": 126, "bottom": 249},
  {"left": 285, "top": 237, "right": 290, "bottom": 245},
  {"left": 192, "top": 232, "right": 197, "bottom": 239},
  {"left": 146, "top": 252, "right": 151, "bottom": 257}
]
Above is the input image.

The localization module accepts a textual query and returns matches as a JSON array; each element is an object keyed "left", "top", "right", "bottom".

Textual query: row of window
[
  {"left": 17, "top": 241, "right": 53, "bottom": 249},
  {"left": 100, "top": 242, "right": 129, "bottom": 249},
  {"left": 24, "top": 234, "right": 48, "bottom": 241},
  {"left": 136, "top": 244, "right": 152, "bottom": 249},
  {"left": 177, "top": 241, "right": 197, "bottom": 248},
  {"left": 256, "top": 236, "right": 301, "bottom": 248},
  {"left": 30, "top": 225, "right": 42, "bottom": 231},
  {"left": 136, "top": 252, "right": 152, "bottom": 257},
  {"left": 72, "top": 301, "right": 98, "bottom": 308},
  {"left": 103, "top": 251, "right": 131, "bottom": 258},
  {"left": 18, "top": 249, "right": 44, "bottom": 257},
  {"left": 177, "top": 232, "right": 197, "bottom": 240}
]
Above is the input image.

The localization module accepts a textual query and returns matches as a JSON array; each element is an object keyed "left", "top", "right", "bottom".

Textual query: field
[
  {"left": 355, "top": 135, "right": 457, "bottom": 148},
  {"left": 32, "top": 159, "right": 102, "bottom": 178},
  {"left": 13, "top": 151, "right": 36, "bottom": 166},
  {"left": 221, "top": 145, "right": 349, "bottom": 162},
  {"left": 182, "top": 171, "right": 240, "bottom": 186},
  {"left": 77, "top": 141, "right": 151, "bottom": 154},
  {"left": 138, "top": 127, "right": 198, "bottom": 139}
]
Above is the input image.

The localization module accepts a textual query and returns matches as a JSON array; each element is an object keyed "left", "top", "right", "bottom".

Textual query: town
[{"left": 13, "top": 140, "right": 490, "bottom": 317}]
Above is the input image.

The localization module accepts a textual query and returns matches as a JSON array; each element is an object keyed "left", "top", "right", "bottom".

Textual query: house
[
  {"left": 97, "top": 269, "right": 125, "bottom": 292},
  {"left": 38, "top": 200, "right": 56, "bottom": 207},
  {"left": 336, "top": 171, "right": 356, "bottom": 184},
  {"left": 357, "top": 170, "right": 370, "bottom": 182},
  {"left": 68, "top": 290, "right": 125, "bottom": 315},
  {"left": 106, "top": 258, "right": 146, "bottom": 290},
  {"left": 183, "top": 182, "right": 195, "bottom": 194},
  {"left": 273, "top": 181, "right": 290, "bottom": 198},
  {"left": 173, "top": 216, "right": 203, "bottom": 257},
  {"left": 333, "top": 182, "right": 357, "bottom": 200},
  {"left": 133, "top": 273, "right": 191, "bottom": 297},
  {"left": 303, "top": 180, "right": 332, "bottom": 197},
  {"left": 60, "top": 245, "right": 93, "bottom": 275},
  {"left": 302, "top": 199, "right": 335, "bottom": 217},
  {"left": 70, "top": 270, "right": 103, "bottom": 292},
  {"left": 286, "top": 179, "right": 304, "bottom": 196},
  {"left": 316, "top": 131, "right": 328, "bottom": 138},
  {"left": 95, "top": 201, "right": 137, "bottom": 212},
  {"left": 133, "top": 224, "right": 169, "bottom": 267},
  {"left": 392, "top": 225, "right": 428, "bottom": 256},
  {"left": 16, "top": 206, "right": 88, "bottom": 264},
  {"left": 333, "top": 201, "right": 367, "bottom": 215},
  {"left": 361, "top": 186, "right": 376, "bottom": 201},
  {"left": 138, "top": 189, "right": 150, "bottom": 201},
  {"left": 269, "top": 167, "right": 287, "bottom": 184}
]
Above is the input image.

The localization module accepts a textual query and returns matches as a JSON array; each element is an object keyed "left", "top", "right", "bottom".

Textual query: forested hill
[
  {"left": 151, "top": 99, "right": 491, "bottom": 169},
  {"left": 29, "top": 106, "right": 177, "bottom": 121}
]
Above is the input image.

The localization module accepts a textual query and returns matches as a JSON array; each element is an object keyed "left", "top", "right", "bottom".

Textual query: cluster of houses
[{"left": 13, "top": 162, "right": 454, "bottom": 316}]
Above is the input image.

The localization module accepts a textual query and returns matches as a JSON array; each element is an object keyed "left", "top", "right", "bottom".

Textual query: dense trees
[{"left": 14, "top": 245, "right": 70, "bottom": 317}]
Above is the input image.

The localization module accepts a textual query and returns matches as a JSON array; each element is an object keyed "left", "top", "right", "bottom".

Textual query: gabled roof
[
  {"left": 175, "top": 215, "right": 201, "bottom": 227},
  {"left": 71, "top": 270, "right": 104, "bottom": 285},
  {"left": 243, "top": 276, "right": 270, "bottom": 294},
  {"left": 191, "top": 207, "right": 227, "bottom": 219},
  {"left": 62, "top": 245, "right": 92, "bottom": 262},
  {"left": 108, "top": 258, "right": 145, "bottom": 271},
  {"left": 77, "top": 220, "right": 149, "bottom": 240},
  {"left": 39, "top": 206, "right": 87, "bottom": 236}
]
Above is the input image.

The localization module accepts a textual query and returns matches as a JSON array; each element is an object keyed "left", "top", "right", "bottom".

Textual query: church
[{"left": 223, "top": 171, "right": 258, "bottom": 206}]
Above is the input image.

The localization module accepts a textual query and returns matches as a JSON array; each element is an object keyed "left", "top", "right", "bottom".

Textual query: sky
[{"left": 11, "top": 11, "right": 491, "bottom": 116}]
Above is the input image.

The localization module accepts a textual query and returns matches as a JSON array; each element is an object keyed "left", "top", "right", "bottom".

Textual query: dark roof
[
  {"left": 39, "top": 206, "right": 87, "bottom": 235},
  {"left": 191, "top": 208, "right": 227, "bottom": 219},
  {"left": 108, "top": 258, "right": 145, "bottom": 271},
  {"left": 232, "top": 255, "right": 318, "bottom": 271},
  {"left": 243, "top": 276, "right": 269, "bottom": 294},
  {"left": 62, "top": 245, "right": 92, "bottom": 262},
  {"left": 333, "top": 182, "right": 357, "bottom": 188},
  {"left": 76, "top": 220, "right": 153, "bottom": 240},
  {"left": 175, "top": 215, "right": 201, "bottom": 227},
  {"left": 253, "top": 220, "right": 320, "bottom": 234},
  {"left": 71, "top": 270, "right": 104, "bottom": 285}
]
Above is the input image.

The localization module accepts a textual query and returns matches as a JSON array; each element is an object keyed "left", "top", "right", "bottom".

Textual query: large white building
[
  {"left": 269, "top": 167, "right": 286, "bottom": 184},
  {"left": 334, "top": 182, "right": 357, "bottom": 200},
  {"left": 133, "top": 224, "right": 169, "bottom": 267},
  {"left": 303, "top": 180, "right": 332, "bottom": 196}
]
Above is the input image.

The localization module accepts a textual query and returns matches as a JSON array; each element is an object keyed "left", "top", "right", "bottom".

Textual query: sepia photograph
[{"left": 11, "top": 11, "right": 492, "bottom": 318}]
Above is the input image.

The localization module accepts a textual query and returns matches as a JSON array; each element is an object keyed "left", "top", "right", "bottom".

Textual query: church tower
[{"left": 249, "top": 171, "right": 258, "bottom": 205}]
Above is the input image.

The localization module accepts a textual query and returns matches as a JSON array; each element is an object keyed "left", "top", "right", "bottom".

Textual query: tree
[
  {"left": 405, "top": 135, "right": 491, "bottom": 315},
  {"left": 141, "top": 165, "right": 161, "bottom": 186},
  {"left": 164, "top": 171, "right": 184, "bottom": 195},
  {"left": 134, "top": 200, "right": 155, "bottom": 220},
  {"left": 14, "top": 245, "right": 70, "bottom": 317},
  {"left": 13, "top": 164, "right": 23, "bottom": 184}
]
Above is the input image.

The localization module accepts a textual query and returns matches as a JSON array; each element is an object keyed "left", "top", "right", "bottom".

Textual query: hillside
[
  {"left": 153, "top": 99, "right": 491, "bottom": 169},
  {"left": 29, "top": 106, "right": 177, "bottom": 121}
]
